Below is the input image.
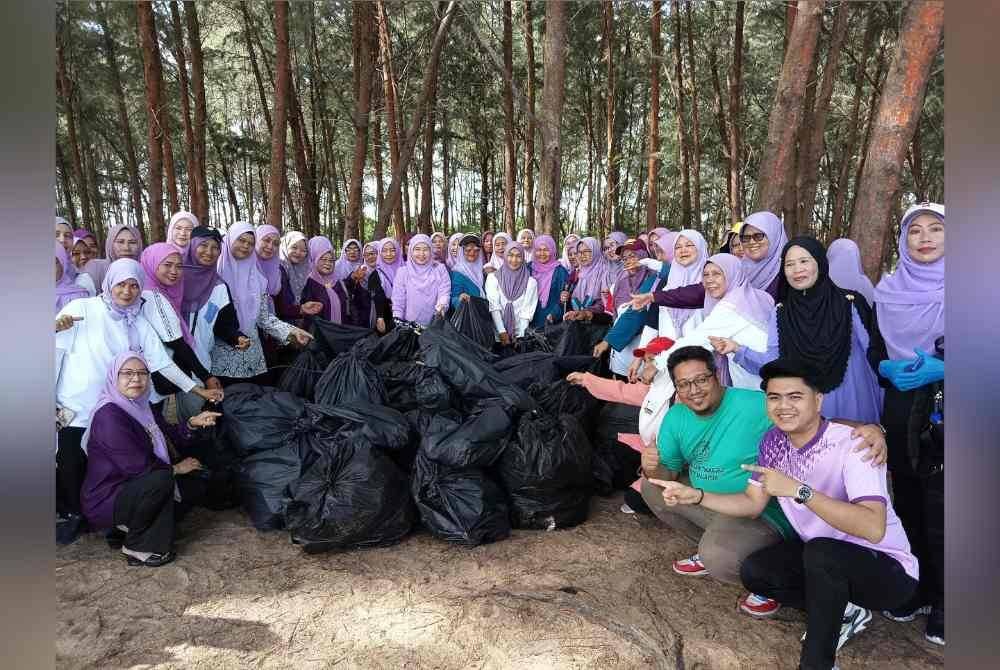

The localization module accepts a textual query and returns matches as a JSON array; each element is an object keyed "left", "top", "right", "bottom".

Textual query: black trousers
[
  {"left": 742, "top": 537, "right": 918, "bottom": 670},
  {"left": 56, "top": 427, "right": 87, "bottom": 517},
  {"left": 113, "top": 468, "right": 176, "bottom": 554},
  {"left": 883, "top": 386, "right": 944, "bottom": 609}
]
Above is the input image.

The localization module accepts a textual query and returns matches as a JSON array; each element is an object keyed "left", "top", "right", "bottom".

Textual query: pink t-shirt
[{"left": 750, "top": 420, "right": 919, "bottom": 581}]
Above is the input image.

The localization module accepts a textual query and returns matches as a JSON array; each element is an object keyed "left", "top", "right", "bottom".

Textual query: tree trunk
[
  {"left": 212, "top": 134, "right": 242, "bottom": 221},
  {"left": 97, "top": 1, "right": 143, "bottom": 231},
  {"left": 441, "top": 109, "right": 451, "bottom": 233},
  {"left": 646, "top": 1, "right": 662, "bottom": 231},
  {"left": 373, "top": 100, "right": 385, "bottom": 228},
  {"left": 534, "top": 0, "right": 567, "bottom": 236},
  {"left": 169, "top": 1, "right": 197, "bottom": 211},
  {"left": 684, "top": 1, "right": 702, "bottom": 227},
  {"left": 796, "top": 1, "right": 850, "bottom": 232},
  {"left": 418, "top": 4, "right": 446, "bottom": 235},
  {"left": 522, "top": 1, "right": 536, "bottom": 233},
  {"left": 500, "top": 1, "right": 517, "bottom": 234},
  {"left": 56, "top": 141, "right": 77, "bottom": 226},
  {"left": 241, "top": 2, "right": 273, "bottom": 134},
  {"left": 288, "top": 77, "right": 319, "bottom": 236},
  {"left": 728, "top": 1, "right": 745, "bottom": 222},
  {"left": 849, "top": 0, "right": 943, "bottom": 280},
  {"left": 136, "top": 0, "right": 167, "bottom": 240},
  {"left": 602, "top": 0, "right": 617, "bottom": 234},
  {"left": 183, "top": 1, "right": 210, "bottom": 224},
  {"left": 57, "top": 17, "right": 94, "bottom": 231},
  {"left": 377, "top": 2, "right": 458, "bottom": 238},
  {"left": 669, "top": 0, "right": 691, "bottom": 227},
  {"left": 706, "top": 1, "right": 732, "bottom": 218},
  {"left": 375, "top": 1, "right": 405, "bottom": 238},
  {"left": 753, "top": 0, "right": 824, "bottom": 217},
  {"left": 479, "top": 143, "right": 490, "bottom": 232},
  {"left": 265, "top": 0, "right": 291, "bottom": 232}
]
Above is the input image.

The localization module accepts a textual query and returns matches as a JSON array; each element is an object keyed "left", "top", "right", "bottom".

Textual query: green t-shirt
[{"left": 657, "top": 387, "right": 794, "bottom": 539}]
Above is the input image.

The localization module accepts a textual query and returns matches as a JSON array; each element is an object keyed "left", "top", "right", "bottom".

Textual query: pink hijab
[
  {"left": 307, "top": 236, "right": 343, "bottom": 323},
  {"left": 140, "top": 242, "right": 194, "bottom": 347}
]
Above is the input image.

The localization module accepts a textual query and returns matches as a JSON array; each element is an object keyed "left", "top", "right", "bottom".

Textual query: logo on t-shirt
[{"left": 690, "top": 439, "right": 711, "bottom": 468}]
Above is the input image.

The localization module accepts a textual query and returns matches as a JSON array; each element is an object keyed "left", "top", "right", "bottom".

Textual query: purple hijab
[
  {"left": 664, "top": 229, "right": 709, "bottom": 330},
  {"left": 101, "top": 258, "right": 146, "bottom": 353},
  {"left": 451, "top": 236, "right": 484, "bottom": 294},
  {"left": 140, "top": 242, "right": 194, "bottom": 347},
  {"left": 307, "top": 236, "right": 343, "bottom": 323},
  {"left": 334, "top": 238, "right": 362, "bottom": 282},
  {"left": 498, "top": 243, "right": 531, "bottom": 337},
  {"left": 828, "top": 238, "right": 876, "bottom": 307},
  {"left": 402, "top": 234, "right": 449, "bottom": 319},
  {"left": 560, "top": 234, "right": 580, "bottom": 272},
  {"left": 84, "top": 223, "right": 145, "bottom": 290},
  {"left": 740, "top": 211, "right": 788, "bottom": 291},
  {"left": 216, "top": 222, "right": 265, "bottom": 332},
  {"left": 446, "top": 233, "right": 464, "bottom": 269},
  {"left": 375, "top": 238, "right": 403, "bottom": 296},
  {"left": 572, "top": 237, "right": 610, "bottom": 306},
  {"left": 430, "top": 232, "right": 448, "bottom": 263},
  {"left": 181, "top": 227, "right": 225, "bottom": 317},
  {"left": 56, "top": 217, "right": 77, "bottom": 280},
  {"left": 254, "top": 225, "right": 282, "bottom": 296},
  {"left": 81, "top": 352, "right": 170, "bottom": 464},
  {"left": 611, "top": 241, "right": 652, "bottom": 311},
  {"left": 874, "top": 203, "right": 945, "bottom": 361},
  {"left": 279, "top": 230, "right": 311, "bottom": 300},
  {"left": 531, "top": 235, "right": 560, "bottom": 308},
  {"left": 56, "top": 241, "right": 89, "bottom": 313},
  {"left": 167, "top": 211, "right": 198, "bottom": 254},
  {"left": 703, "top": 253, "right": 774, "bottom": 331},
  {"left": 653, "top": 231, "right": 679, "bottom": 263}
]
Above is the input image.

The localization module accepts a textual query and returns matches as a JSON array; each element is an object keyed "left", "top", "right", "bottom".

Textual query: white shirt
[
  {"left": 484, "top": 273, "right": 538, "bottom": 339},
  {"left": 186, "top": 283, "right": 233, "bottom": 371},
  {"left": 74, "top": 272, "right": 96, "bottom": 297},
  {"left": 55, "top": 296, "right": 196, "bottom": 428}
]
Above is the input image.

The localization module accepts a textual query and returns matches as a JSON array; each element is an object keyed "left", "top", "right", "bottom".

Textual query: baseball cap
[{"left": 633, "top": 336, "right": 675, "bottom": 358}]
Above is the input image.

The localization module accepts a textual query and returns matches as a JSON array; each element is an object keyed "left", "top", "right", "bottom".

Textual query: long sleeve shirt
[
  {"left": 529, "top": 264, "right": 570, "bottom": 329},
  {"left": 651, "top": 274, "right": 781, "bottom": 309},
  {"left": 576, "top": 373, "right": 650, "bottom": 406},
  {"left": 484, "top": 273, "right": 538, "bottom": 338},
  {"left": 449, "top": 271, "right": 483, "bottom": 312},
  {"left": 391, "top": 264, "right": 451, "bottom": 326}
]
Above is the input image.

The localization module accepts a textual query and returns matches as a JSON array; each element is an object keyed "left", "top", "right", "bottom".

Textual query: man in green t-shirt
[{"left": 640, "top": 346, "right": 888, "bottom": 618}]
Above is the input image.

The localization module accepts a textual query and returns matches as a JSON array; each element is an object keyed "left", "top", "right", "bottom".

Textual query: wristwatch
[{"left": 794, "top": 484, "right": 813, "bottom": 505}]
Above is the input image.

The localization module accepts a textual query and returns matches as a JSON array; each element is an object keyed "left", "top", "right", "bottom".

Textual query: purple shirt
[
  {"left": 652, "top": 274, "right": 781, "bottom": 310},
  {"left": 751, "top": 421, "right": 919, "bottom": 581}
]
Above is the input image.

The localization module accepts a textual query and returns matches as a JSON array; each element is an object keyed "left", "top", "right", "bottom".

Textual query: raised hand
[{"left": 55, "top": 315, "right": 83, "bottom": 332}]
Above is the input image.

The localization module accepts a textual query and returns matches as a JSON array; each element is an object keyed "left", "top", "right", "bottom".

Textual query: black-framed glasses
[
  {"left": 740, "top": 232, "right": 767, "bottom": 244},
  {"left": 675, "top": 372, "right": 715, "bottom": 394},
  {"left": 118, "top": 369, "right": 150, "bottom": 380}
]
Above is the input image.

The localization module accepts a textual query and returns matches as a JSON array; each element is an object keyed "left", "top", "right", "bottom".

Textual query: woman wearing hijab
[
  {"left": 371, "top": 238, "right": 402, "bottom": 333},
  {"left": 485, "top": 243, "right": 538, "bottom": 344},
  {"left": 636, "top": 230, "right": 709, "bottom": 347},
  {"left": 484, "top": 232, "right": 512, "bottom": 273},
  {"left": 517, "top": 228, "right": 536, "bottom": 262},
  {"left": 591, "top": 240, "right": 660, "bottom": 378},
  {"left": 449, "top": 234, "right": 485, "bottom": 311},
  {"left": 603, "top": 231, "right": 629, "bottom": 305},
  {"left": 391, "top": 234, "right": 451, "bottom": 326},
  {"left": 81, "top": 353, "right": 221, "bottom": 567},
  {"left": 629, "top": 210, "right": 788, "bottom": 313},
  {"left": 529, "top": 234, "right": 569, "bottom": 328},
  {"left": 75, "top": 227, "right": 100, "bottom": 257},
  {"left": 56, "top": 216, "right": 75, "bottom": 254},
  {"left": 481, "top": 230, "right": 495, "bottom": 260},
  {"left": 56, "top": 218, "right": 96, "bottom": 296},
  {"left": 55, "top": 259, "right": 218, "bottom": 544},
  {"left": 333, "top": 239, "right": 363, "bottom": 282},
  {"left": 83, "top": 223, "right": 144, "bottom": 291},
  {"left": 710, "top": 236, "right": 884, "bottom": 424},
  {"left": 828, "top": 238, "right": 876, "bottom": 307},
  {"left": 70, "top": 233, "right": 95, "bottom": 271},
  {"left": 56, "top": 242, "right": 90, "bottom": 313},
  {"left": 563, "top": 237, "right": 611, "bottom": 322},
  {"left": 446, "top": 233, "right": 464, "bottom": 269},
  {"left": 648, "top": 227, "right": 670, "bottom": 247},
  {"left": 167, "top": 211, "right": 197, "bottom": 254},
  {"left": 210, "top": 222, "right": 312, "bottom": 386},
  {"left": 559, "top": 233, "right": 580, "bottom": 272},
  {"left": 638, "top": 231, "right": 678, "bottom": 280},
  {"left": 299, "top": 236, "right": 344, "bottom": 326},
  {"left": 429, "top": 232, "right": 449, "bottom": 264},
  {"left": 275, "top": 231, "right": 324, "bottom": 324},
  {"left": 872, "top": 203, "right": 945, "bottom": 645}
]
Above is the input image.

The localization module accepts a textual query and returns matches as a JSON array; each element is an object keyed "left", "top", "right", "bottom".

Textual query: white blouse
[
  {"left": 484, "top": 273, "right": 538, "bottom": 339},
  {"left": 55, "top": 296, "right": 196, "bottom": 429},
  {"left": 186, "top": 283, "right": 233, "bottom": 372}
]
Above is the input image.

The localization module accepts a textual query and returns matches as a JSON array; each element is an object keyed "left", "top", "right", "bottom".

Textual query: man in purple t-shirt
[{"left": 649, "top": 358, "right": 918, "bottom": 670}]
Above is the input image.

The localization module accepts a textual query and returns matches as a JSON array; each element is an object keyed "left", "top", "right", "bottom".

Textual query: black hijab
[{"left": 775, "top": 236, "right": 854, "bottom": 393}]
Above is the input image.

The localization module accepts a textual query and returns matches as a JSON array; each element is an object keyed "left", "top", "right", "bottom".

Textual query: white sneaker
[
  {"left": 800, "top": 602, "right": 872, "bottom": 652},
  {"left": 620, "top": 503, "right": 636, "bottom": 514}
]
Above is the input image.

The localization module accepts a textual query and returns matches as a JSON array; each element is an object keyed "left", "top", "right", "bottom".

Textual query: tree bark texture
[
  {"left": 168, "top": 1, "right": 197, "bottom": 212},
  {"left": 184, "top": 1, "right": 210, "bottom": 224},
  {"left": 602, "top": 0, "right": 617, "bottom": 236},
  {"left": 265, "top": 0, "right": 291, "bottom": 231},
  {"left": 670, "top": 0, "right": 691, "bottom": 228},
  {"left": 646, "top": 1, "right": 662, "bottom": 232},
  {"left": 376, "top": 0, "right": 405, "bottom": 238},
  {"left": 684, "top": 1, "right": 702, "bottom": 227},
  {"left": 535, "top": 0, "right": 567, "bottom": 236},
  {"left": 523, "top": 0, "right": 536, "bottom": 233},
  {"left": 502, "top": 0, "right": 517, "bottom": 234},
  {"left": 346, "top": 0, "right": 376, "bottom": 241},
  {"left": 136, "top": 0, "right": 166, "bottom": 240}
]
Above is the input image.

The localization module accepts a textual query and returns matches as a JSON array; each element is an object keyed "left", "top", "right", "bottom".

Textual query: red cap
[{"left": 633, "top": 336, "right": 675, "bottom": 358}]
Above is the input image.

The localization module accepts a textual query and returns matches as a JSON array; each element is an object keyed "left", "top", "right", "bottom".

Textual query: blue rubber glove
[
  {"left": 878, "top": 358, "right": 911, "bottom": 389},
  {"left": 882, "top": 349, "right": 944, "bottom": 391}
]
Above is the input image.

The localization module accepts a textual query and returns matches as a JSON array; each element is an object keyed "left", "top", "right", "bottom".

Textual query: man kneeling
[{"left": 651, "top": 359, "right": 917, "bottom": 670}]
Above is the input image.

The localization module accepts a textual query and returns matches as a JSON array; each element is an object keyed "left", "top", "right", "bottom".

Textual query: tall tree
[
  {"left": 376, "top": 0, "right": 405, "bottom": 237},
  {"left": 419, "top": 3, "right": 447, "bottom": 235},
  {"left": 601, "top": 0, "right": 617, "bottom": 235},
  {"left": 849, "top": 0, "right": 943, "bottom": 280},
  {"left": 522, "top": 0, "right": 536, "bottom": 233},
  {"left": 57, "top": 13, "right": 94, "bottom": 230},
  {"left": 754, "top": 0, "right": 824, "bottom": 218},
  {"left": 646, "top": 1, "right": 662, "bottom": 231},
  {"left": 502, "top": 0, "right": 517, "bottom": 234},
  {"left": 669, "top": 0, "right": 691, "bottom": 227},
  {"left": 136, "top": 0, "right": 167, "bottom": 239},
  {"left": 96, "top": 1, "right": 143, "bottom": 231},
  {"left": 684, "top": 1, "right": 702, "bottom": 226},
  {"left": 168, "top": 1, "right": 197, "bottom": 211},
  {"left": 535, "top": 0, "right": 567, "bottom": 236},
  {"left": 727, "top": 1, "right": 745, "bottom": 222},
  {"left": 265, "top": 0, "right": 291, "bottom": 231},
  {"left": 184, "top": 1, "right": 210, "bottom": 224}
]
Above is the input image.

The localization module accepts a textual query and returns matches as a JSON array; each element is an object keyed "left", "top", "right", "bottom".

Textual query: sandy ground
[{"left": 56, "top": 494, "right": 943, "bottom": 669}]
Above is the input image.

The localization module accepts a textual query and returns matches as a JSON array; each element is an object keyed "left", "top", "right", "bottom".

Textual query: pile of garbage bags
[{"left": 216, "top": 314, "right": 638, "bottom": 553}]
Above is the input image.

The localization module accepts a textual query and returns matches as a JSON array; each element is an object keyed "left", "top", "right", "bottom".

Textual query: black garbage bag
[
  {"left": 277, "top": 346, "right": 330, "bottom": 400},
  {"left": 411, "top": 452, "right": 511, "bottom": 546},
  {"left": 513, "top": 329, "right": 553, "bottom": 355},
  {"left": 547, "top": 320, "right": 610, "bottom": 357},
  {"left": 528, "top": 378, "right": 603, "bottom": 430},
  {"left": 300, "top": 402, "right": 411, "bottom": 452},
  {"left": 428, "top": 313, "right": 499, "bottom": 363},
  {"left": 285, "top": 436, "right": 414, "bottom": 553},
  {"left": 450, "top": 296, "right": 496, "bottom": 351},
  {"left": 590, "top": 402, "right": 642, "bottom": 495},
  {"left": 494, "top": 352, "right": 598, "bottom": 389},
  {"left": 497, "top": 412, "right": 594, "bottom": 530},
  {"left": 378, "top": 361, "right": 453, "bottom": 412},
  {"left": 309, "top": 318, "right": 375, "bottom": 357},
  {"left": 365, "top": 325, "right": 421, "bottom": 364},
  {"left": 219, "top": 384, "right": 306, "bottom": 455},
  {"left": 314, "top": 353, "right": 387, "bottom": 407},
  {"left": 420, "top": 403, "right": 512, "bottom": 469},
  {"left": 235, "top": 443, "right": 301, "bottom": 530},
  {"left": 419, "top": 318, "right": 534, "bottom": 412}
]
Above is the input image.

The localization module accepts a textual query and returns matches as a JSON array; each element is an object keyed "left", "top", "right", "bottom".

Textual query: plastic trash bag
[
  {"left": 589, "top": 402, "right": 642, "bottom": 495},
  {"left": 364, "top": 324, "right": 421, "bottom": 364},
  {"left": 528, "top": 378, "right": 603, "bottom": 429},
  {"left": 420, "top": 403, "right": 512, "bottom": 469},
  {"left": 378, "top": 362, "right": 453, "bottom": 413},
  {"left": 235, "top": 443, "right": 301, "bottom": 530},
  {"left": 494, "top": 352, "right": 598, "bottom": 390},
  {"left": 301, "top": 402, "right": 411, "bottom": 452},
  {"left": 410, "top": 452, "right": 511, "bottom": 546},
  {"left": 277, "top": 346, "right": 330, "bottom": 400},
  {"left": 450, "top": 296, "right": 496, "bottom": 351},
  {"left": 497, "top": 412, "right": 594, "bottom": 530},
  {"left": 314, "top": 353, "right": 387, "bottom": 407},
  {"left": 309, "top": 318, "right": 374, "bottom": 357},
  {"left": 219, "top": 384, "right": 306, "bottom": 455},
  {"left": 546, "top": 320, "right": 610, "bottom": 357}
]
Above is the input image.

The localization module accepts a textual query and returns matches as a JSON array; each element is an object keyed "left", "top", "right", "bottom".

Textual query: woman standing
[
  {"left": 391, "top": 234, "right": 451, "bottom": 326},
  {"left": 446, "top": 233, "right": 464, "bottom": 269},
  {"left": 299, "top": 236, "right": 344, "bottom": 326},
  {"left": 481, "top": 230, "right": 495, "bottom": 261},
  {"left": 211, "top": 222, "right": 312, "bottom": 386},
  {"left": 56, "top": 242, "right": 90, "bottom": 313},
  {"left": 83, "top": 223, "right": 144, "bottom": 290},
  {"left": 430, "top": 232, "right": 449, "bottom": 263},
  {"left": 275, "top": 231, "right": 324, "bottom": 325},
  {"left": 872, "top": 203, "right": 945, "bottom": 645},
  {"left": 371, "top": 238, "right": 402, "bottom": 332},
  {"left": 827, "top": 238, "right": 876, "bottom": 307},
  {"left": 644, "top": 230, "right": 709, "bottom": 342},
  {"left": 70, "top": 233, "right": 95, "bottom": 272},
  {"left": 449, "top": 234, "right": 485, "bottom": 310},
  {"left": 563, "top": 237, "right": 610, "bottom": 320},
  {"left": 166, "top": 211, "right": 197, "bottom": 254},
  {"left": 559, "top": 233, "right": 580, "bottom": 272},
  {"left": 529, "top": 234, "right": 569, "bottom": 328},
  {"left": 517, "top": 228, "right": 536, "bottom": 262},
  {"left": 333, "top": 239, "right": 363, "bottom": 282},
  {"left": 485, "top": 243, "right": 538, "bottom": 344},
  {"left": 710, "top": 237, "right": 885, "bottom": 425},
  {"left": 484, "top": 232, "right": 512, "bottom": 273}
]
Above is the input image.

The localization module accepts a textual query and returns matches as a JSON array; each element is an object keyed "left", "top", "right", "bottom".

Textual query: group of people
[{"left": 54, "top": 204, "right": 944, "bottom": 669}]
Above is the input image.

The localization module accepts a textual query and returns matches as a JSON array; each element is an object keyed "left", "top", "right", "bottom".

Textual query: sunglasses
[{"left": 739, "top": 232, "right": 767, "bottom": 244}]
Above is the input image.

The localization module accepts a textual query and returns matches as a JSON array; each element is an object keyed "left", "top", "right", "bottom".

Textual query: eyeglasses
[
  {"left": 739, "top": 232, "right": 767, "bottom": 244},
  {"left": 675, "top": 372, "right": 715, "bottom": 394},
  {"left": 118, "top": 369, "right": 150, "bottom": 380}
]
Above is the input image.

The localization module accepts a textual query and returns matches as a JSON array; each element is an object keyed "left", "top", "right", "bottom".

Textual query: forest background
[{"left": 55, "top": 0, "right": 943, "bottom": 280}]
